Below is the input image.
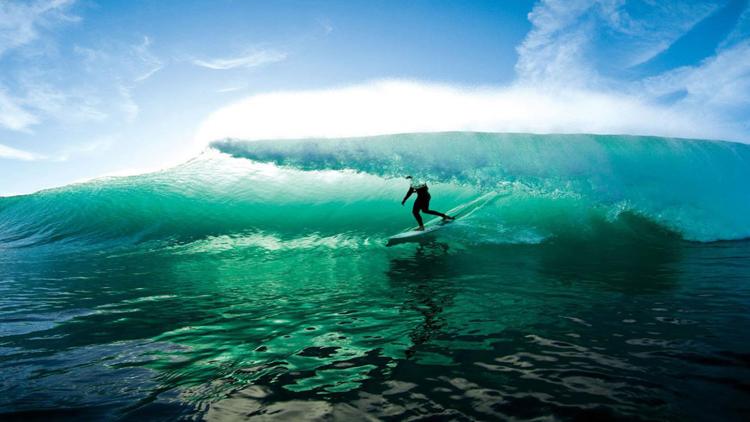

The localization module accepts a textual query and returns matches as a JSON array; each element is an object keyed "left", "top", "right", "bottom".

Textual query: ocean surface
[{"left": 1, "top": 132, "right": 750, "bottom": 421}]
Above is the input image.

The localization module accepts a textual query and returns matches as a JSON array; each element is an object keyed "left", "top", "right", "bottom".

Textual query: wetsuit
[
  {"left": 411, "top": 183, "right": 431, "bottom": 214},
  {"left": 402, "top": 181, "right": 450, "bottom": 228}
]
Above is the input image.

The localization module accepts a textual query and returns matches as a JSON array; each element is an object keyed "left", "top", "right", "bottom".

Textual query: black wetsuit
[
  {"left": 403, "top": 182, "right": 449, "bottom": 227},
  {"left": 412, "top": 184, "right": 431, "bottom": 213}
]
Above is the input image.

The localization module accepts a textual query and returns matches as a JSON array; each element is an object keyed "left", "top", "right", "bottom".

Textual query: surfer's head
[{"left": 405, "top": 175, "right": 412, "bottom": 180}]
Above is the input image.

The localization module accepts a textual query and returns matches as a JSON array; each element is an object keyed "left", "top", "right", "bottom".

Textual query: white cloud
[
  {"left": 73, "top": 36, "right": 164, "bottom": 83},
  {"left": 721, "top": 4, "right": 750, "bottom": 48},
  {"left": 515, "top": 0, "right": 721, "bottom": 85},
  {"left": 0, "top": 142, "right": 44, "bottom": 161},
  {"left": 11, "top": 35, "right": 165, "bottom": 131},
  {"left": 598, "top": 1, "right": 719, "bottom": 67},
  {"left": 192, "top": 49, "right": 287, "bottom": 70},
  {"left": 134, "top": 64, "right": 163, "bottom": 82},
  {"left": 0, "top": 89, "right": 39, "bottom": 131},
  {"left": 53, "top": 135, "right": 115, "bottom": 161},
  {"left": 217, "top": 84, "right": 248, "bottom": 93},
  {"left": 19, "top": 80, "right": 108, "bottom": 123},
  {"left": 515, "top": 0, "right": 598, "bottom": 86},
  {"left": 0, "top": 0, "right": 86, "bottom": 132},
  {"left": 641, "top": 40, "right": 750, "bottom": 106},
  {"left": 118, "top": 85, "right": 139, "bottom": 121},
  {"left": 0, "top": 135, "right": 113, "bottom": 162},
  {"left": 73, "top": 36, "right": 165, "bottom": 125},
  {"left": 0, "top": 0, "right": 78, "bottom": 57},
  {"left": 132, "top": 36, "right": 164, "bottom": 82},
  {"left": 194, "top": 79, "right": 745, "bottom": 146},
  {"left": 636, "top": 39, "right": 750, "bottom": 140}
]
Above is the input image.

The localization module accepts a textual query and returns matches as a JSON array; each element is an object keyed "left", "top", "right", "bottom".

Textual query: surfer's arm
[{"left": 401, "top": 188, "right": 414, "bottom": 205}]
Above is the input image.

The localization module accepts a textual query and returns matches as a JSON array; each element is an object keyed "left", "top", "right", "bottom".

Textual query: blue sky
[{"left": 1, "top": 0, "right": 749, "bottom": 195}]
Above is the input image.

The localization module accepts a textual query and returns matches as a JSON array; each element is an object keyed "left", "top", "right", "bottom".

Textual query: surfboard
[
  {"left": 386, "top": 191, "right": 500, "bottom": 247},
  {"left": 385, "top": 219, "right": 454, "bottom": 246}
]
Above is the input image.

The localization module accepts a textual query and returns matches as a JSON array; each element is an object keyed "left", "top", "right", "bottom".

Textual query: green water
[
  {"left": 1, "top": 133, "right": 750, "bottom": 420},
  {"left": 3, "top": 237, "right": 750, "bottom": 420}
]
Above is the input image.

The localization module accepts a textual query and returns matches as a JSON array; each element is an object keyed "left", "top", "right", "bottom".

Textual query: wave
[
  {"left": 1, "top": 132, "right": 748, "bottom": 252},
  {"left": 213, "top": 132, "right": 750, "bottom": 242}
]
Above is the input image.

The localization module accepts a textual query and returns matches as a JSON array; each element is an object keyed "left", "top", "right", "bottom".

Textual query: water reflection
[
  {"left": 386, "top": 243, "right": 456, "bottom": 358},
  {"left": 2, "top": 236, "right": 750, "bottom": 421}
]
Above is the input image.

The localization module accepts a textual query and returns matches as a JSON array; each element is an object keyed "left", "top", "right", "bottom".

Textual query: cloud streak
[
  {"left": 0, "top": 135, "right": 113, "bottom": 162},
  {"left": 132, "top": 36, "right": 165, "bottom": 82},
  {"left": 0, "top": 89, "right": 39, "bottom": 131},
  {"left": 0, "top": 0, "right": 78, "bottom": 57},
  {"left": 0, "top": 33, "right": 166, "bottom": 133},
  {"left": 0, "top": 0, "right": 82, "bottom": 132},
  {"left": 0, "top": 143, "right": 43, "bottom": 161},
  {"left": 192, "top": 49, "right": 287, "bottom": 70},
  {"left": 515, "top": 0, "right": 722, "bottom": 86}
]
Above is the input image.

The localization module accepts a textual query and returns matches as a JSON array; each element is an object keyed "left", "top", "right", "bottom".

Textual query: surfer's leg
[
  {"left": 412, "top": 203, "right": 425, "bottom": 230},
  {"left": 421, "top": 198, "right": 452, "bottom": 220},
  {"left": 423, "top": 209, "right": 454, "bottom": 220}
]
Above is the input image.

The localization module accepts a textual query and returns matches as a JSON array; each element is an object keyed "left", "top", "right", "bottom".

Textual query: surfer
[{"left": 401, "top": 176, "right": 454, "bottom": 231}]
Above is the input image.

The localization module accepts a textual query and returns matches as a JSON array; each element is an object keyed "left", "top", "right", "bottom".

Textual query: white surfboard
[
  {"left": 385, "top": 219, "right": 454, "bottom": 246},
  {"left": 386, "top": 191, "right": 500, "bottom": 247}
]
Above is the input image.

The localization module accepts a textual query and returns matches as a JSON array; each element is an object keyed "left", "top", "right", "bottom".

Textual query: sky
[{"left": 1, "top": 0, "right": 750, "bottom": 195}]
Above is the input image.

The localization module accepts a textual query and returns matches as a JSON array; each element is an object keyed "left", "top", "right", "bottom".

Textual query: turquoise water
[{"left": 1, "top": 132, "right": 750, "bottom": 420}]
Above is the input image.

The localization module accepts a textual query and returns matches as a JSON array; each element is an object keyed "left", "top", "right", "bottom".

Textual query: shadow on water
[
  {"left": 481, "top": 212, "right": 685, "bottom": 294},
  {"left": 535, "top": 240, "right": 684, "bottom": 294}
]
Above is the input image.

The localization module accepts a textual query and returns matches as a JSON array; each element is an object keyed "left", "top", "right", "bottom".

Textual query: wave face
[
  {"left": 213, "top": 132, "right": 750, "bottom": 243},
  {"left": 1, "top": 132, "right": 749, "bottom": 253}
]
